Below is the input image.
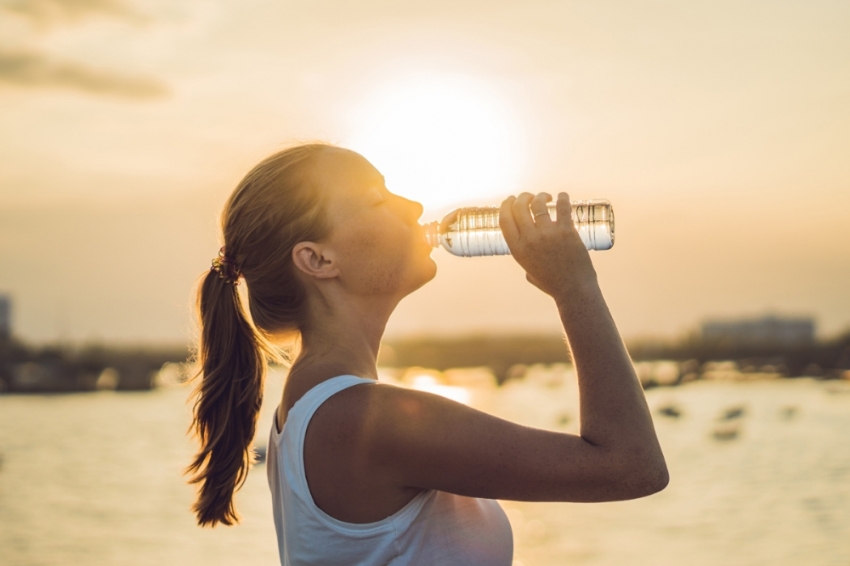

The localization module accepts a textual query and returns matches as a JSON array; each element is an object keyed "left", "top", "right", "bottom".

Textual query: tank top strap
[
  {"left": 274, "top": 375, "right": 376, "bottom": 522},
  {"left": 286, "top": 375, "right": 376, "bottom": 435}
]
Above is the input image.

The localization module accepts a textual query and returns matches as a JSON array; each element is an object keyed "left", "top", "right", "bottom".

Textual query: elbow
[
  {"left": 583, "top": 459, "right": 669, "bottom": 502},
  {"left": 636, "top": 461, "right": 669, "bottom": 497},
  {"left": 581, "top": 442, "right": 670, "bottom": 501},
  {"left": 629, "top": 452, "right": 669, "bottom": 498},
  {"left": 611, "top": 450, "right": 669, "bottom": 500}
]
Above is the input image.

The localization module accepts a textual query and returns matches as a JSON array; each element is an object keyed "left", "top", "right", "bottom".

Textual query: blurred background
[{"left": 1, "top": 1, "right": 849, "bottom": 565}]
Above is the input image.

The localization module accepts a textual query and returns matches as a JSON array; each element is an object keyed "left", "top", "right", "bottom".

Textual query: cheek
[{"left": 339, "top": 225, "right": 411, "bottom": 292}]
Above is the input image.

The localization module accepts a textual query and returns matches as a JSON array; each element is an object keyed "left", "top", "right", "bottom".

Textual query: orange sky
[{"left": 1, "top": 0, "right": 849, "bottom": 344}]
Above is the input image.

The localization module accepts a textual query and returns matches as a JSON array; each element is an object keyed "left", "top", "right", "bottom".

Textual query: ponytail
[
  {"left": 184, "top": 142, "right": 334, "bottom": 527},
  {"left": 186, "top": 269, "right": 277, "bottom": 527}
]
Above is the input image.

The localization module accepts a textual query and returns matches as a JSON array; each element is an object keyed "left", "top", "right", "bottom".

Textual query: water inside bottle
[{"left": 425, "top": 200, "right": 614, "bottom": 257}]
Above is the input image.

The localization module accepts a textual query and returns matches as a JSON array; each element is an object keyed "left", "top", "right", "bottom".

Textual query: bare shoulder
[
  {"left": 314, "top": 380, "right": 667, "bottom": 503},
  {"left": 307, "top": 380, "right": 506, "bottom": 470},
  {"left": 313, "top": 379, "right": 505, "bottom": 437},
  {"left": 302, "top": 381, "right": 432, "bottom": 523},
  {"left": 308, "top": 380, "right": 463, "bottom": 443}
]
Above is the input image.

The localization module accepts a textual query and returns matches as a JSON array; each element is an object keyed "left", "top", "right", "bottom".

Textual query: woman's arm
[
  {"left": 504, "top": 191, "right": 669, "bottom": 496},
  {"left": 358, "top": 192, "right": 667, "bottom": 502}
]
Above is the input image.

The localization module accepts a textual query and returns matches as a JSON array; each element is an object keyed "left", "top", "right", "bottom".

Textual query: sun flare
[{"left": 345, "top": 73, "right": 527, "bottom": 213}]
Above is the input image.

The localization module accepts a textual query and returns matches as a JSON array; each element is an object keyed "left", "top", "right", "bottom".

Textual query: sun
[{"left": 345, "top": 73, "right": 527, "bottom": 213}]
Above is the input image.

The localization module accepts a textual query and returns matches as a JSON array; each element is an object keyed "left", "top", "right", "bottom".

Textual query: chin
[
  {"left": 404, "top": 257, "right": 437, "bottom": 295},
  {"left": 422, "top": 256, "right": 438, "bottom": 283}
]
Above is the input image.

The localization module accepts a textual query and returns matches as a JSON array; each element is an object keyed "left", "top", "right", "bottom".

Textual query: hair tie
[{"left": 210, "top": 247, "right": 241, "bottom": 285}]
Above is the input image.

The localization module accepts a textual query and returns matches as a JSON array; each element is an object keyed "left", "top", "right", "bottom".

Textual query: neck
[{"left": 293, "top": 293, "right": 398, "bottom": 381}]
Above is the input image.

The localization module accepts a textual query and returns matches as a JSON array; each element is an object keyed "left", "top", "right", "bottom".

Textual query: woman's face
[{"left": 312, "top": 149, "right": 437, "bottom": 299}]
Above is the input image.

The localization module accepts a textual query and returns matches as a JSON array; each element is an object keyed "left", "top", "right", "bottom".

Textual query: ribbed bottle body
[{"left": 426, "top": 199, "right": 614, "bottom": 257}]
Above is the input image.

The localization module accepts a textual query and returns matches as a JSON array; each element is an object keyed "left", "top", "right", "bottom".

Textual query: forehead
[{"left": 312, "top": 149, "right": 384, "bottom": 198}]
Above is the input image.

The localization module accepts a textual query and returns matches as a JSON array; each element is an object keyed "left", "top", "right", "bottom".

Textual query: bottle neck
[{"left": 424, "top": 221, "right": 440, "bottom": 248}]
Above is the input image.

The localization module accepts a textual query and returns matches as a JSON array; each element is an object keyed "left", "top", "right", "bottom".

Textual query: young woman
[{"left": 188, "top": 143, "right": 668, "bottom": 565}]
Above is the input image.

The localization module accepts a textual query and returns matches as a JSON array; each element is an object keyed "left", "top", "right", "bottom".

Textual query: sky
[{"left": 1, "top": 0, "right": 849, "bottom": 345}]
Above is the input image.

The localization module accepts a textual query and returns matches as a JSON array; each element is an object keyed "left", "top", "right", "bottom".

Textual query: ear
[{"left": 292, "top": 241, "right": 339, "bottom": 280}]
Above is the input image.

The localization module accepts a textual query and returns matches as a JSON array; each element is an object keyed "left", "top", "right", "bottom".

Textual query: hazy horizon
[{"left": 2, "top": 0, "right": 849, "bottom": 345}]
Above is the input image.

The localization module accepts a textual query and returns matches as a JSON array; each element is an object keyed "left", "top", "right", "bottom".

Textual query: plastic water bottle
[{"left": 424, "top": 199, "right": 614, "bottom": 257}]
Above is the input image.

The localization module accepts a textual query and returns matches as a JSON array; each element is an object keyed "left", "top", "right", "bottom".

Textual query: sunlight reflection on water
[
  {"left": 1, "top": 368, "right": 848, "bottom": 566},
  {"left": 407, "top": 372, "right": 473, "bottom": 405}
]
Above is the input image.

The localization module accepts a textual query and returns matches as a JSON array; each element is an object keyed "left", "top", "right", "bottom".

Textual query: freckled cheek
[
  {"left": 339, "top": 226, "right": 410, "bottom": 279},
  {"left": 344, "top": 227, "right": 393, "bottom": 259}
]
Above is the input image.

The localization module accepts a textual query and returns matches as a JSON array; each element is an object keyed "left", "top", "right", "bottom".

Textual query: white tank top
[{"left": 266, "top": 375, "right": 514, "bottom": 566}]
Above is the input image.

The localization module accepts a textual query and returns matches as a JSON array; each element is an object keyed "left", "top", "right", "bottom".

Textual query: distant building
[
  {"left": 701, "top": 315, "right": 815, "bottom": 346},
  {"left": 0, "top": 295, "right": 9, "bottom": 340}
]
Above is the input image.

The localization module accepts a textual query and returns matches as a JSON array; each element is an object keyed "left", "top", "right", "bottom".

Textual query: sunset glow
[
  {"left": 345, "top": 73, "right": 527, "bottom": 212},
  {"left": 3, "top": 1, "right": 850, "bottom": 344},
  {"left": 409, "top": 374, "right": 472, "bottom": 405}
]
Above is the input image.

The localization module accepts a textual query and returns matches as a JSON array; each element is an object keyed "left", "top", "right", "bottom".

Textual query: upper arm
[{"left": 362, "top": 384, "right": 668, "bottom": 503}]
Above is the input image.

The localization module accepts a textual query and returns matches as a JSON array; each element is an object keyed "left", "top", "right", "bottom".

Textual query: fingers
[
  {"left": 511, "top": 192, "right": 536, "bottom": 234},
  {"left": 502, "top": 192, "right": 555, "bottom": 246},
  {"left": 555, "top": 192, "right": 573, "bottom": 227},
  {"left": 499, "top": 197, "right": 520, "bottom": 245},
  {"left": 530, "top": 192, "right": 553, "bottom": 225}
]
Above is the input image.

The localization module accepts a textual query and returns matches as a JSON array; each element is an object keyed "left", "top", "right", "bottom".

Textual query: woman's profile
[{"left": 187, "top": 143, "right": 668, "bottom": 565}]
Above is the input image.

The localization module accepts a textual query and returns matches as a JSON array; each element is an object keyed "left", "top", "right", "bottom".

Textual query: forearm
[{"left": 555, "top": 279, "right": 664, "bottom": 466}]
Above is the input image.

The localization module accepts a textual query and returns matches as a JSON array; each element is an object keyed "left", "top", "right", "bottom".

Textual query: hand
[{"left": 499, "top": 192, "right": 598, "bottom": 301}]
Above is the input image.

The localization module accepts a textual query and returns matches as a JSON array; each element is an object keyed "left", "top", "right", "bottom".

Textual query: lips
[{"left": 413, "top": 224, "right": 428, "bottom": 244}]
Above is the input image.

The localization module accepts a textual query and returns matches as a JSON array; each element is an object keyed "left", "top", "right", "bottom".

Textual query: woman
[{"left": 187, "top": 143, "right": 668, "bottom": 565}]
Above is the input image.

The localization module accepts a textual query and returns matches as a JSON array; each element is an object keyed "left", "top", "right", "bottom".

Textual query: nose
[
  {"left": 408, "top": 198, "right": 424, "bottom": 221},
  {"left": 393, "top": 194, "right": 424, "bottom": 222}
]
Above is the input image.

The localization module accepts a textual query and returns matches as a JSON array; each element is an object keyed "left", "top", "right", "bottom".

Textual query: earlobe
[{"left": 292, "top": 242, "right": 339, "bottom": 279}]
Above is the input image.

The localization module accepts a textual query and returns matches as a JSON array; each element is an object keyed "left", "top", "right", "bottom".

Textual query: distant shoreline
[
  {"left": 2, "top": 331, "right": 848, "bottom": 393},
  {"left": 380, "top": 332, "right": 850, "bottom": 384}
]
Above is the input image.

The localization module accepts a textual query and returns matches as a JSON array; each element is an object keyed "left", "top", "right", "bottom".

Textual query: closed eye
[{"left": 370, "top": 186, "right": 391, "bottom": 206}]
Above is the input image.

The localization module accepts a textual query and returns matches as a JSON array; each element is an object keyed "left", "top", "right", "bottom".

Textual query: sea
[{"left": 1, "top": 365, "right": 849, "bottom": 566}]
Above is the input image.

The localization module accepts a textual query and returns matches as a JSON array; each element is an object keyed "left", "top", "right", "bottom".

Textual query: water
[
  {"left": 425, "top": 200, "right": 615, "bottom": 256},
  {"left": 1, "top": 369, "right": 849, "bottom": 566}
]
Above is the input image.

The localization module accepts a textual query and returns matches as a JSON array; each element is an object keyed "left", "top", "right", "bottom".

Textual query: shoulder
[
  {"left": 312, "top": 379, "right": 439, "bottom": 432},
  {"left": 310, "top": 380, "right": 483, "bottom": 453},
  {"left": 314, "top": 379, "right": 523, "bottom": 468}
]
